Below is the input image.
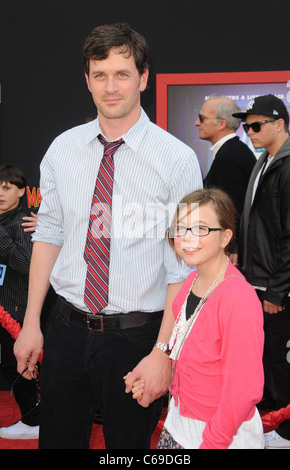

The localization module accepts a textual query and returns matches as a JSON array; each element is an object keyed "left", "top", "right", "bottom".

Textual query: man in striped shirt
[{"left": 14, "top": 23, "right": 202, "bottom": 449}]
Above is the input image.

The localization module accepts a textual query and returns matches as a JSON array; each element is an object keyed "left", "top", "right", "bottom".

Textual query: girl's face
[{"left": 173, "top": 202, "right": 232, "bottom": 268}]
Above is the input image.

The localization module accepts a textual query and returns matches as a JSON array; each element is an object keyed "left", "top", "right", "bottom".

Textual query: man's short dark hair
[
  {"left": 82, "top": 22, "right": 149, "bottom": 76},
  {"left": 0, "top": 164, "right": 27, "bottom": 189}
]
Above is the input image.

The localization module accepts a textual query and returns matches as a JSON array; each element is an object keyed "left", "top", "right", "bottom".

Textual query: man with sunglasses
[
  {"left": 233, "top": 94, "right": 290, "bottom": 448},
  {"left": 195, "top": 96, "right": 256, "bottom": 263}
]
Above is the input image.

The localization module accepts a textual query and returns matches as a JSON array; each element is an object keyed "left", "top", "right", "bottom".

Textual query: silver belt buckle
[{"left": 86, "top": 314, "right": 104, "bottom": 331}]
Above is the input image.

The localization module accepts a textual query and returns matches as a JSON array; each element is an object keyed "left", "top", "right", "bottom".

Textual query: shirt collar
[
  {"left": 83, "top": 108, "right": 149, "bottom": 151},
  {"left": 210, "top": 133, "right": 236, "bottom": 159}
]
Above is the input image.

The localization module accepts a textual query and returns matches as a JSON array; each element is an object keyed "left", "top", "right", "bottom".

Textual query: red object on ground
[
  {"left": 0, "top": 305, "right": 43, "bottom": 363},
  {"left": 262, "top": 404, "right": 290, "bottom": 428}
]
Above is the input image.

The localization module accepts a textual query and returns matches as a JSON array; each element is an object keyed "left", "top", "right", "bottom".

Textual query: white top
[
  {"left": 251, "top": 155, "right": 275, "bottom": 204},
  {"left": 164, "top": 397, "right": 264, "bottom": 449}
]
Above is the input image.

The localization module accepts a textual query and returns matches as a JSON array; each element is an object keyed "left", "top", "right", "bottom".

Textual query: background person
[
  {"left": 195, "top": 95, "right": 256, "bottom": 263},
  {"left": 233, "top": 94, "right": 290, "bottom": 449},
  {"left": 0, "top": 164, "right": 39, "bottom": 440}
]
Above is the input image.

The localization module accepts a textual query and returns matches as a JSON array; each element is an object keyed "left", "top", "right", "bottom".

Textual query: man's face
[
  {"left": 0, "top": 181, "right": 25, "bottom": 214},
  {"left": 195, "top": 99, "right": 220, "bottom": 143},
  {"left": 85, "top": 47, "right": 148, "bottom": 128},
  {"left": 245, "top": 114, "right": 278, "bottom": 150}
]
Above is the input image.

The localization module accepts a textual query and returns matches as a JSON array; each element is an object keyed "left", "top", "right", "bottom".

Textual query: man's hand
[
  {"left": 14, "top": 323, "right": 43, "bottom": 380},
  {"left": 263, "top": 300, "right": 284, "bottom": 314},
  {"left": 14, "top": 241, "right": 60, "bottom": 379},
  {"left": 124, "top": 347, "right": 172, "bottom": 408}
]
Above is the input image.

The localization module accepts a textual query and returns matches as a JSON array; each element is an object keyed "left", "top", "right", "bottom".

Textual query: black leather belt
[{"left": 57, "top": 296, "right": 163, "bottom": 331}]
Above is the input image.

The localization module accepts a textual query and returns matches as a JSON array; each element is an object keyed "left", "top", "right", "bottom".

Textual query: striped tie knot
[{"left": 98, "top": 134, "right": 124, "bottom": 157}]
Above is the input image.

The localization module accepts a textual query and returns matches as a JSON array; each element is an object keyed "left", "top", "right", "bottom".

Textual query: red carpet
[
  {"left": 0, "top": 391, "right": 165, "bottom": 449},
  {"left": 0, "top": 391, "right": 276, "bottom": 449}
]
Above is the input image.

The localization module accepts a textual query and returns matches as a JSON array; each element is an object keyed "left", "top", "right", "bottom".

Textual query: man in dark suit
[{"left": 195, "top": 95, "right": 256, "bottom": 262}]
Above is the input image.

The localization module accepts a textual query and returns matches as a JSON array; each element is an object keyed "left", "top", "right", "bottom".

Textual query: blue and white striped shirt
[{"left": 33, "top": 109, "right": 202, "bottom": 313}]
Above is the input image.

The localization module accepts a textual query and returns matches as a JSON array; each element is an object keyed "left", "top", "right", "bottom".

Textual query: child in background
[
  {"left": 133, "top": 188, "right": 265, "bottom": 449},
  {"left": 0, "top": 164, "right": 39, "bottom": 439}
]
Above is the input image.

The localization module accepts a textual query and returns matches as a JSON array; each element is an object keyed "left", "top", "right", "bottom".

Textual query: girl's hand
[{"left": 123, "top": 372, "right": 146, "bottom": 401}]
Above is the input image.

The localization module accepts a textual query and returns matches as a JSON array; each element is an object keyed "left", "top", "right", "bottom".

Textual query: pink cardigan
[{"left": 170, "top": 261, "right": 264, "bottom": 449}]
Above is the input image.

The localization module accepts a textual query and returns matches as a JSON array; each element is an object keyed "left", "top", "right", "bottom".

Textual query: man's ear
[
  {"left": 85, "top": 73, "right": 92, "bottom": 93},
  {"left": 139, "top": 68, "right": 149, "bottom": 92},
  {"left": 217, "top": 118, "right": 228, "bottom": 131}
]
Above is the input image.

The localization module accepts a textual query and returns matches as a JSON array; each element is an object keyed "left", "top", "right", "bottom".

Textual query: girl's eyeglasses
[{"left": 168, "top": 225, "right": 222, "bottom": 238}]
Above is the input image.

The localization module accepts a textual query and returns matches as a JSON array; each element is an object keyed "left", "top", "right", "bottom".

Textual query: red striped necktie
[{"left": 84, "top": 134, "right": 124, "bottom": 314}]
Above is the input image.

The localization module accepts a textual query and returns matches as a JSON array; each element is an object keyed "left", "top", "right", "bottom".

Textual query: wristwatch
[{"left": 154, "top": 341, "right": 170, "bottom": 355}]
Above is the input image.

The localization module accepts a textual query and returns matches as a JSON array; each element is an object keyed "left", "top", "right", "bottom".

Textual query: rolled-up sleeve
[{"left": 32, "top": 141, "right": 64, "bottom": 247}]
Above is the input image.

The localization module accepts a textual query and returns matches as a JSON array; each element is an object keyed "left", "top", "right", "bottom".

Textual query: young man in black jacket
[
  {"left": 0, "top": 164, "right": 39, "bottom": 439},
  {"left": 234, "top": 94, "right": 290, "bottom": 449}
]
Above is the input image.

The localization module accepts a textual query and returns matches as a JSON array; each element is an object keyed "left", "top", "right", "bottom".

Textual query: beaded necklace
[{"left": 170, "top": 256, "right": 229, "bottom": 362}]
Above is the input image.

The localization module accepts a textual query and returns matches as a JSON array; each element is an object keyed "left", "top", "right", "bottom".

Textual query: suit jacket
[{"left": 204, "top": 136, "right": 256, "bottom": 217}]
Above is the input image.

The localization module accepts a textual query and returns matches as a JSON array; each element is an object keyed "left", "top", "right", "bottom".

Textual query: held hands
[
  {"left": 123, "top": 373, "right": 146, "bottom": 402},
  {"left": 123, "top": 347, "right": 172, "bottom": 408}
]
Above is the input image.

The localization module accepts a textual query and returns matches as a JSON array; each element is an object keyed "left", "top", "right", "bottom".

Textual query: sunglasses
[
  {"left": 198, "top": 113, "right": 217, "bottom": 123},
  {"left": 243, "top": 118, "right": 276, "bottom": 134},
  {"left": 10, "top": 366, "right": 40, "bottom": 421}
]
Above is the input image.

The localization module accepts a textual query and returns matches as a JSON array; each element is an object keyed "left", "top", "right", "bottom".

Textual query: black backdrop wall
[{"left": 1, "top": 0, "right": 290, "bottom": 201}]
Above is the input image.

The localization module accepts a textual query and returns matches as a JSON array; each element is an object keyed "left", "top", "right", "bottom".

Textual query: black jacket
[
  {"left": 204, "top": 136, "right": 256, "bottom": 217},
  {"left": 0, "top": 206, "right": 32, "bottom": 322},
  {"left": 239, "top": 136, "right": 290, "bottom": 306},
  {"left": 204, "top": 136, "right": 256, "bottom": 251}
]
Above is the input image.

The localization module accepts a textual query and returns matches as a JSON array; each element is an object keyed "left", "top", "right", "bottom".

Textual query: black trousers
[
  {"left": 0, "top": 325, "right": 39, "bottom": 426},
  {"left": 39, "top": 303, "right": 164, "bottom": 449},
  {"left": 257, "top": 291, "right": 290, "bottom": 439}
]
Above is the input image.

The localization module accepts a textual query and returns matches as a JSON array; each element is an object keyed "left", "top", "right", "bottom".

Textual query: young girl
[{"left": 133, "top": 188, "right": 265, "bottom": 449}]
